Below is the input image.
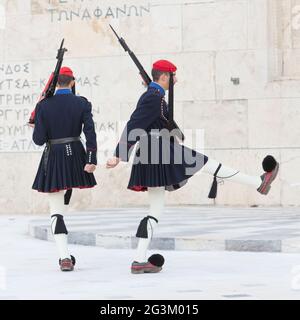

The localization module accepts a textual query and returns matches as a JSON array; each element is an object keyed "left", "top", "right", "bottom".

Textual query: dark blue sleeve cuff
[{"left": 86, "top": 149, "right": 97, "bottom": 165}]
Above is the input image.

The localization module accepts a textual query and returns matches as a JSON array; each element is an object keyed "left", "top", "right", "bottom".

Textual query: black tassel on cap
[
  {"left": 136, "top": 216, "right": 158, "bottom": 239},
  {"left": 208, "top": 164, "right": 222, "bottom": 199}
]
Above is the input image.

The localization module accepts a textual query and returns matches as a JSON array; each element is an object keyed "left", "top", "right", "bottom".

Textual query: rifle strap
[{"left": 168, "top": 72, "right": 174, "bottom": 122}]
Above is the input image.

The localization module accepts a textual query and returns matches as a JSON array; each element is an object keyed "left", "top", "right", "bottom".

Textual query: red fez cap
[
  {"left": 59, "top": 67, "right": 74, "bottom": 78},
  {"left": 153, "top": 60, "right": 177, "bottom": 73}
]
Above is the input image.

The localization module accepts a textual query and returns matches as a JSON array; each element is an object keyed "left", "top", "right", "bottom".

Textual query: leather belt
[
  {"left": 44, "top": 137, "right": 80, "bottom": 174},
  {"left": 49, "top": 137, "right": 81, "bottom": 145}
]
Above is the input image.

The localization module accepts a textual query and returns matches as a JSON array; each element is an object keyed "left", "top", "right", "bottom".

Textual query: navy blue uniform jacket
[
  {"left": 33, "top": 90, "right": 97, "bottom": 165},
  {"left": 115, "top": 83, "right": 168, "bottom": 161}
]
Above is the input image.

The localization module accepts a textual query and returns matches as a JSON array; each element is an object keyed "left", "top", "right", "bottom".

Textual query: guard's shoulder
[
  {"left": 136, "top": 90, "right": 162, "bottom": 112},
  {"left": 76, "top": 95, "right": 91, "bottom": 105},
  {"left": 142, "top": 88, "right": 163, "bottom": 102},
  {"left": 35, "top": 97, "right": 52, "bottom": 111},
  {"left": 147, "top": 87, "right": 163, "bottom": 97},
  {"left": 78, "top": 95, "right": 88, "bottom": 102}
]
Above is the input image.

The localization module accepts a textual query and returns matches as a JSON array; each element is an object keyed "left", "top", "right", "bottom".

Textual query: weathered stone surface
[{"left": 0, "top": 0, "right": 300, "bottom": 213}]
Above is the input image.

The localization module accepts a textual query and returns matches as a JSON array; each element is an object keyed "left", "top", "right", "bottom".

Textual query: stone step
[{"left": 28, "top": 206, "right": 300, "bottom": 253}]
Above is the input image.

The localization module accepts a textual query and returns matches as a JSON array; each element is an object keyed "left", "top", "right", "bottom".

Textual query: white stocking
[
  {"left": 202, "top": 158, "right": 261, "bottom": 188},
  {"left": 49, "top": 191, "right": 71, "bottom": 260},
  {"left": 134, "top": 187, "right": 165, "bottom": 263}
]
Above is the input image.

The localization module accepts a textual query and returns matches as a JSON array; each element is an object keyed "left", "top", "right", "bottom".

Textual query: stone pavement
[
  {"left": 29, "top": 206, "right": 300, "bottom": 253},
  {"left": 3, "top": 215, "right": 300, "bottom": 299}
]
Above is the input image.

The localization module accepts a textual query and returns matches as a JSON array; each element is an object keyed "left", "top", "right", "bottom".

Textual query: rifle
[
  {"left": 109, "top": 25, "right": 185, "bottom": 141},
  {"left": 109, "top": 25, "right": 152, "bottom": 86},
  {"left": 28, "top": 39, "right": 68, "bottom": 124}
]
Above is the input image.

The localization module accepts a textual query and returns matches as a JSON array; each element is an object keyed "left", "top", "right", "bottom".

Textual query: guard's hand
[
  {"left": 106, "top": 157, "right": 121, "bottom": 169},
  {"left": 84, "top": 164, "right": 97, "bottom": 173},
  {"left": 27, "top": 123, "right": 35, "bottom": 128}
]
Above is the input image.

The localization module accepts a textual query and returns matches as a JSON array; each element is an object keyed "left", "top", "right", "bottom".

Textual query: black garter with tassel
[
  {"left": 208, "top": 164, "right": 222, "bottom": 199},
  {"left": 136, "top": 215, "right": 158, "bottom": 239}
]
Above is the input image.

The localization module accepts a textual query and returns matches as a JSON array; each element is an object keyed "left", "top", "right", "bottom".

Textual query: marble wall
[{"left": 0, "top": 0, "right": 300, "bottom": 214}]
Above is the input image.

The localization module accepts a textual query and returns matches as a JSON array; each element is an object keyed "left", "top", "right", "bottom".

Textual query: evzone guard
[
  {"left": 106, "top": 59, "right": 279, "bottom": 274},
  {"left": 32, "top": 66, "right": 97, "bottom": 272}
]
